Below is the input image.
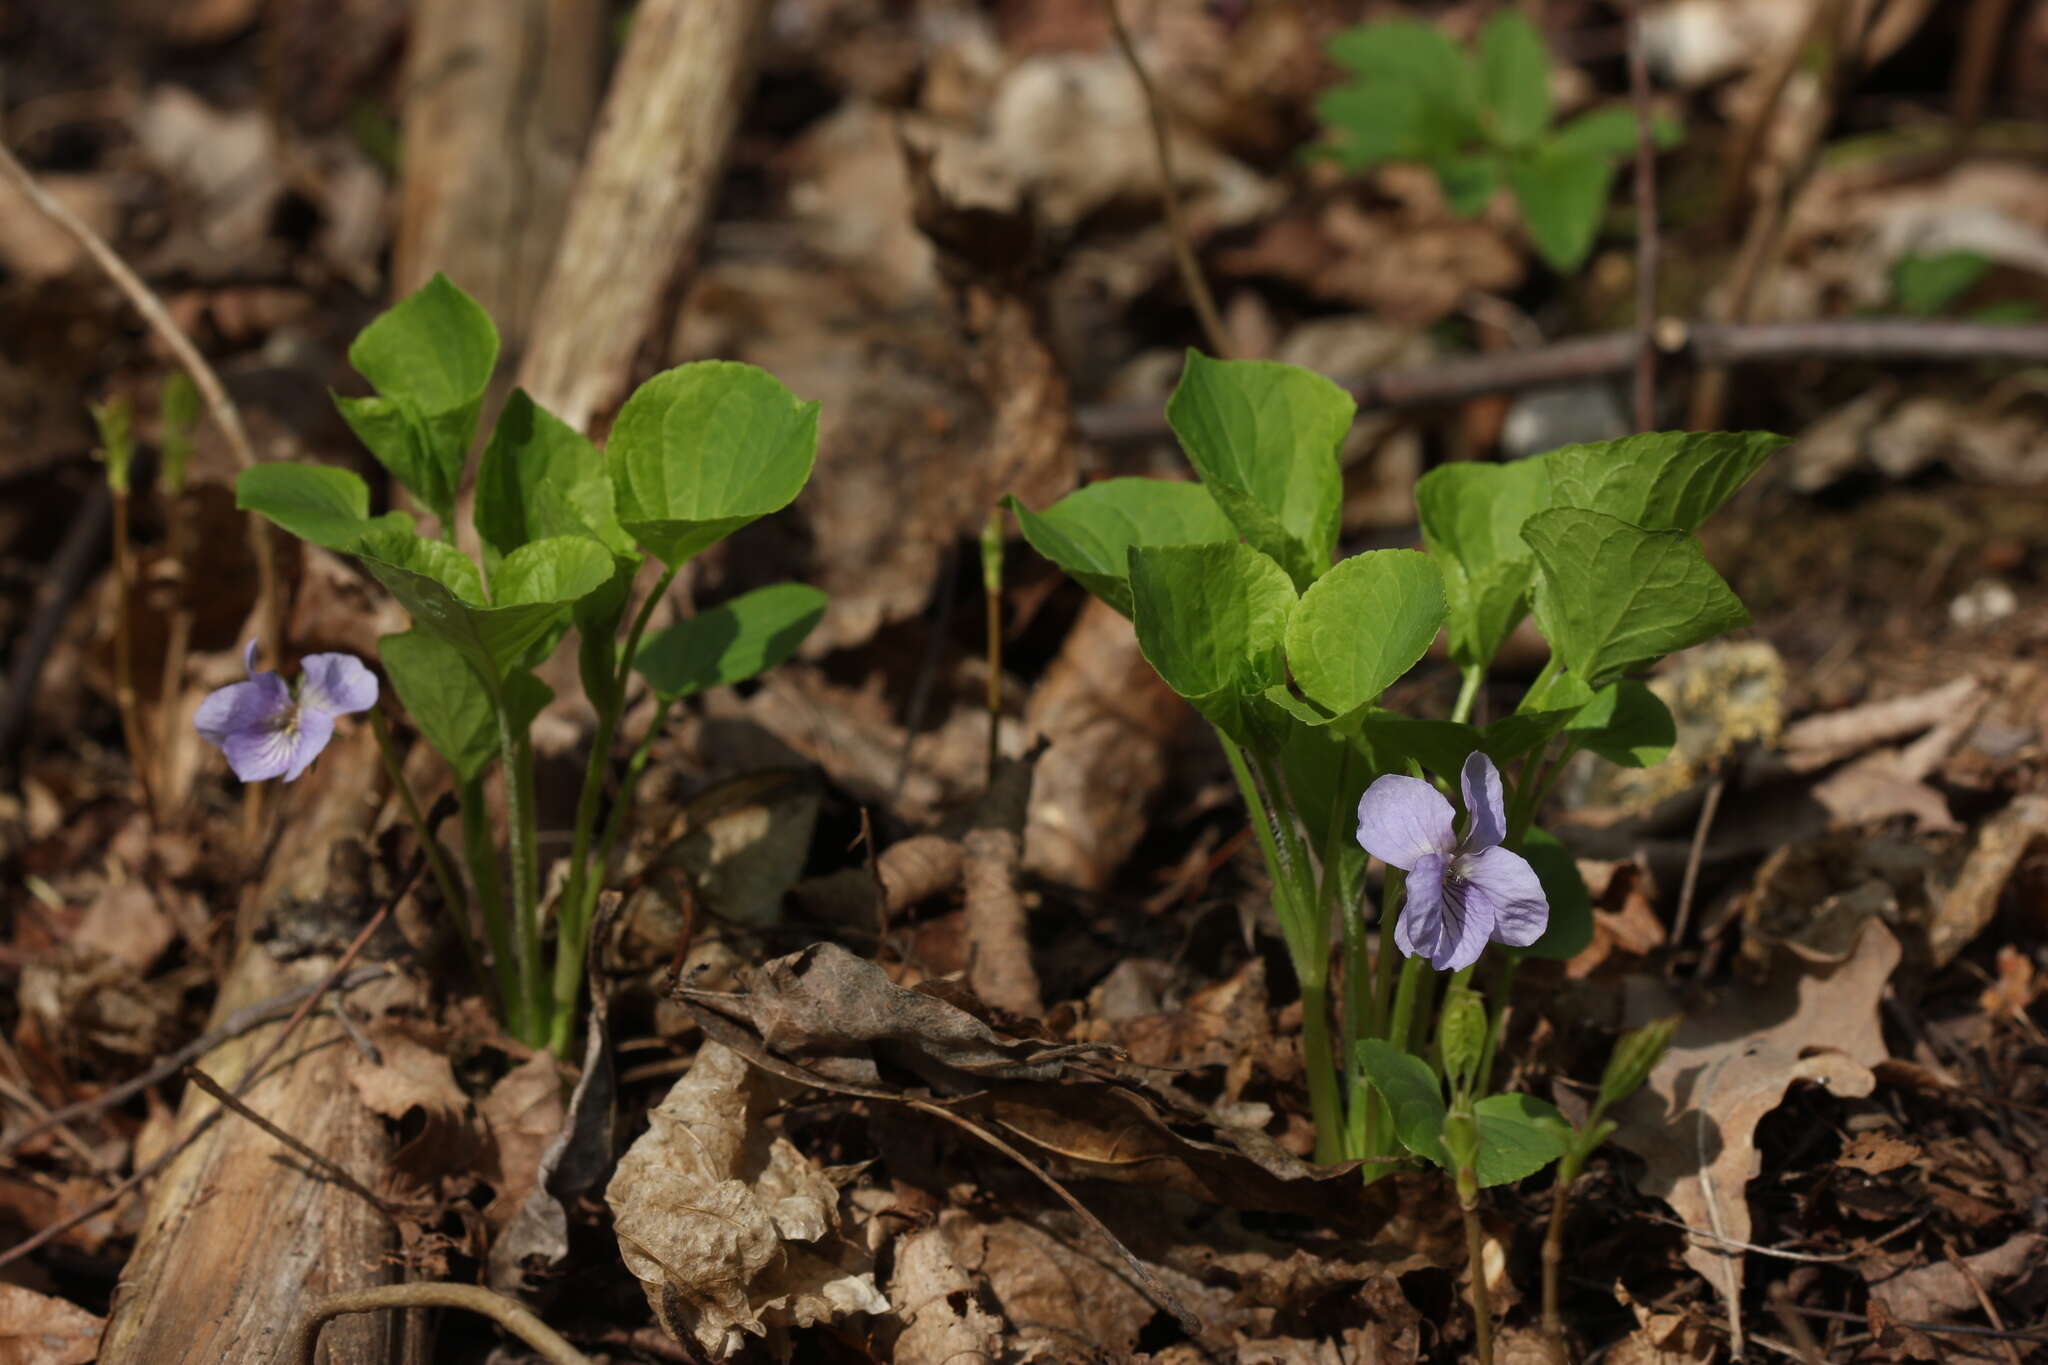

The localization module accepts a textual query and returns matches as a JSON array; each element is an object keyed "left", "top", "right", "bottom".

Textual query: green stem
[
  {"left": 459, "top": 775, "right": 517, "bottom": 1035},
  {"left": 1476, "top": 954, "right": 1522, "bottom": 1096},
  {"left": 1217, "top": 728, "right": 1342, "bottom": 1161},
  {"left": 496, "top": 703, "right": 548, "bottom": 1047},
  {"left": 1451, "top": 663, "right": 1484, "bottom": 726},
  {"left": 546, "top": 696, "right": 677, "bottom": 1054},
  {"left": 371, "top": 713, "right": 488, "bottom": 1004},
  {"left": 1386, "top": 955, "right": 1428, "bottom": 1053},
  {"left": 1520, "top": 651, "right": 1562, "bottom": 713},
  {"left": 1461, "top": 1184, "right": 1495, "bottom": 1365}
]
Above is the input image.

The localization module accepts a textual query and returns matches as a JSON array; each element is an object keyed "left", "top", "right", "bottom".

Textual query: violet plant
[
  {"left": 1010, "top": 350, "right": 1775, "bottom": 1177},
  {"left": 203, "top": 275, "right": 827, "bottom": 1053}
]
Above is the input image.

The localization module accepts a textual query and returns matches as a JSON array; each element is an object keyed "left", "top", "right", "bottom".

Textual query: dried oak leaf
[
  {"left": 0, "top": 1284, "right": 103, "bottom": 1365},
  {"left": 1869, "top": 1233, "right": 2048, "bottom": 1324},
  {"left": 679, "top": 941, "right": 1084, "bottom": 1092},
  {"left": 607, "top": 1041, "right": 886, "bottom": 1360},
  {"left": 1611, "top": 919, "right": 1900, "bottom": 1354}
]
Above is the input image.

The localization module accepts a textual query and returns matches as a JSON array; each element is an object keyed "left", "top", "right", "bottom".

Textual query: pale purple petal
[
  {"left": 242, "top": 639, "right": 262, "bottom": 677},
  {"left": 1457, "top": 844, "right": 1549, "bottom": 948},
  {"left": 194, "top": 674, "right": 291, "bottom": 747},
  {"left": 1355, "top": 775, "right": 1457, "bottom": 870},
  {"left": 1394, "top": 852, "right": 1492, "bottom": 971},
  {"left": 1459, "top": 751, "right": 1508, "bottom": 851},
  {"left": 221, "top": 715, "right": 295, "bottom": 781},
  {"left": 297, "top": 653, "right": 378, "bottom": 717},
  {"left": 276, "top": 707, "right": 335, "bottom": 782}
]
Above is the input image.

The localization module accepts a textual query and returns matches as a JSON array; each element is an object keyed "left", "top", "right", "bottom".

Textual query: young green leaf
[
  {"left": 1361, "top": 712, "right": 1492, "bottom": 784},
  {"left": 334, "top": 273, "right": 498, "bottom": 523},
  {"left": 381, "top": 630, "right": 552, "bottom": 781},
  {"left": 1314, "top": 84, "right": 1432, "bottom": 169},
  {"left": 1437, "top": 152, "right": 1503, "bottom": 216},
  {"left": 1416, "top": 457, "right": 1553, "bottom": 671},
  {"left": 1005, "top": 479, "right": 1235, "bottom": 618},
  {"left": 477, "top": 389, "right": 633, "bottom": 565},
  {"left": 1479, "top": 10, "right": 1550, "bottom": 148},
  {"left": 353, "top": 530, "right": 612, "bottom": 679},
  {"left": 1165, "top": 351, "right": 1351, "bottom": 589},
  {"left": 1599, "top": 1015, "right": 1680, "bottom": 1109},
  {"left": 1355, "top": 1039, "right": 1451, "bottom": 1166},
  {"left": 235, "top": 463, "right": 414, "bottom": 551},
  {"left": 607, "top": 361, "right": 819, "bottom": 569},
  {"left": 1550, "top": 106, "right": 1681, "bottom": 160},
  {"left": 1523, "top": 508, "right": 1749, "bottom": 686},
  {"left": 1285, "top": 550, "right": 1444, "bottom": 720},
  {"left": 1566, "top": 679, "right": 1676, "bottom": 767},
  {"left": 1325, "top": 20, "right": 1481, "bottom": 156},
  {"left": 634, "top": 582, "right": 828, "bottom": 701},
  {"left": 1516, "top": 827, "right": 1593, "bottom": 961},
  {"left": 1128, "top": 541, "right": 1296, "bottom": 742},
  {"left": 1541, "top": 430, "right": 1788, "bottom": 533},
  {"left": 1508, "top": 148, "right": 1613, "bottom": 272},
  {"left": 1891, "top": 249, "right": 1992, "bottom": 318},
  {"left": 1469, "top": 1092, "right": 1570, "bottom": 1186}
]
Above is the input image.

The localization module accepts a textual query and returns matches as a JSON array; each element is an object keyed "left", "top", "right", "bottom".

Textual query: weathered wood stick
[
  {"left": 516, "top": 0, "right": 771, "bottom": 432},
  {"left": 100, "top": 731, "right": 417, "bottom": 1365},
  {"left": 394, "top": 0, "right": 603, "bottom": 349}
]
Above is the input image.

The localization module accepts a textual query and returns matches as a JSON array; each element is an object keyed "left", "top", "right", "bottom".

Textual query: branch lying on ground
[
  {"left": 291, "top": 1284, "right": 594, "bottom": 1365},
  {"left": 1073, "top": 320, "right": 2048, "bottom": 441}
]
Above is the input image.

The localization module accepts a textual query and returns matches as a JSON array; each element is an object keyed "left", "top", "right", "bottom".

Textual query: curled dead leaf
[{"left": 607, "top": 1042, "right": 886, "bottom": 1359}]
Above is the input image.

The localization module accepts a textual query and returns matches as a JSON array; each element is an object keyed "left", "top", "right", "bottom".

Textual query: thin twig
[
  {"left": 1626, "top": 2, "right": 1659, "bottom": 431},
  {"left": 292, "top": 1283, "right": 594, "bottom": 1365},
  {"left": 1942, "top": 1241, "right": 2027, "bottom": 1365},
  {"left": 1768, "top": 1284, "right": 1829, "bottom": 1365},
  {"left": 1640, "top": 1208, "right": 1930, "bottom": 1262},
  {"left": 1, "top": 966, "right": 390, "bottom": 1155},
  {"left": 1102, "top": 0, "right": 1232, "bottom": 358},
  {"left": 1792, "top": 1304, "right": 2048, "bottom": 1346},
  {"left": 1949, "top": 0, "right": 2018, "bottom": 158},
  {"left": 1669, "top": 772, "right": 1725, "bottom": 950},
  {"left": 0, "top": 484, "right": 109, "bottom": 763},
  {"left": 181, "top": 1065, "right": 398, "bottom": 1219},
  {"left": 1072, "top": 319, "right": 2048, "bottom": 441}
]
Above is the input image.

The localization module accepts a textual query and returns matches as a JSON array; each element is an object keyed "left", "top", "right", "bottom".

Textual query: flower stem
[
  {"left": 1461, "top": 1183, "right": 1495, "bottom": 1365},
  {"left": 1217, "top": 728, "right": 1343, "bottom": 1161},
  {"left": 496, "top": 700, "right": 548, "bottom": 1047},
  {"left": 1541, "top": 1147, "right": 1589, "bottom": 1345},
  {"left": 371, "top": 712, "right": 488, "bottom": 1005},
  {"left": 1451, "top": 663, "right": 1485, "bottom": 726},
  {"left": 459, "top": 774, "right": 518, "bottom": 1030},
  {"left": 108, "top": 488, "right": 158, "bottom": 820},
  {"left": 1476, "top": 953, "right": 1522, "bottom": 1095}
]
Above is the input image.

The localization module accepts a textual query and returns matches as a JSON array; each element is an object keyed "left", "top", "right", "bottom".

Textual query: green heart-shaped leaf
[
  {"left": 1470, "top": 1092, "right": 1570, "bottom": 1186},
  {"left": 1286, "top": 550, "right": 1444, "bottom": 720},
  {"left": 607, "top": 361, "right": 819, "bottom": 569},
  {"left": 477, "top": 388, "right": 633, "bottom": 565},
  {"left": 381, "top": 630, "right": 552, "bottom": 781},
  {"left": 634, "top": 582, "right": 828, "bottom": 701},
  {"left": 1517, "top": 827, "right": 1593, "bottom": 962},
  {"left": 1165, "top": 351, "right": 1351, "bottom": 589},
  {"left": 1006, "top": 479, "right": 1236, "bottom": 618},
  {"left": 1479, "top": 10, "right": 1550, "bottom": 148},
  {"left": 1508, "top": 148, "right": 1612, "bottom": 273},
  {"left": 1128, "top": 540, "right": 1297, "bottom": 743},
  {"left": 1416, "top": 456, "right": 1554, "bottom": 672},
  {"left": 1540, "top": 430, "right": 1788, "bottom": 533},
  {"left": 1566, "top": 679, "right": 1676, "bottom": 767},
  {"left": 236, "top": 463, "right": 413, "bottom": 550},
  {"left": 1523, "top": 508, "right": 1748, "bottom": 686}
]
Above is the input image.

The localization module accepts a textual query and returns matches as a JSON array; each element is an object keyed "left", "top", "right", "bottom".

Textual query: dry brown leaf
[
  {"left": 1869, "top": 1232, "right": 2047, "bottom": 1323},
  {"left": 606, "top": 1042, "right": 886, "bottom": 1359},
  {"left": 475, "top": 1053, "right": 565, "bottom": 1229},
  {"left": 75, "top": 882, "right": 175, "bottom": 973},
  {"left": 1836, "top": 1131, "right": 1922, "bottom": 1176},
  {"left": 1612, "top": 920, "right": 1901, "bottom": 1353},
  {"left": 1930, "top": 794, "right": 2048, "bottom": 967},
  {"left": 0, "top": 1284, "right": 104, "bottom": 1365},
  {"left": 885, "top": 1223, "right": 1006, "bottom": 1365}
]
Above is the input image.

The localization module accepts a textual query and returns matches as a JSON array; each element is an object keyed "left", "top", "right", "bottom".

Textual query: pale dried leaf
[
  {"left": 475, "top": 1053, "right": 565, "bottom": 1229},
  {"left": 0, "top": 1284, "right": 104, "bottom": 1365},
  {"left": 1870, "top": 1232, "right": 2046, "bottom": 1323},
  {"left": 1613, "top": 920, "right": 1900, "bottom": 1352},
  {"left": 607, "top": 1042, "right": 885, "bottom": 1359}
]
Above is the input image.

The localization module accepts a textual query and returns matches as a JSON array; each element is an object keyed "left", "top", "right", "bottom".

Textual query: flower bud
[
  {"left": 1598, "top": 1015, "right": 1679, "bottom": 1109},
  {"left": 1438, "top": 986, "right": 1489, "bottom": 1095}
]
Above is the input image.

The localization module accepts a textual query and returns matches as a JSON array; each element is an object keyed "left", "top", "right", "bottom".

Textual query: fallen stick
[
  {"left": 1073, "top": 320, "right": 2048, "bottom": 441},
  {"left": 516, "top": 0, "right": 770, "bottom": 432}
]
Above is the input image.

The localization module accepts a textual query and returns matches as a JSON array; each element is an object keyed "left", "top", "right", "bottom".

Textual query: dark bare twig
[
  {"left": 0, "top": 484, "right": 109, "bottom": 764},
  {"left": 1767, "top": 1284, "right": 1828, "bottom": 1365},
  {"left": 1102, "top": 0, "right": 1232, "bottom": 358},
  {"left": 1626, "top": 2, "right": 1659, "bottom": 431},
  {"left": 181, "top": 1065, "right": 398, "bottom": 1219},
  {"left": 1943, "top": 1241, "right": 2027, "bottom": 1365},
  {"left": 1950, "top": 0, "right": 2018, "bottom": 157},
  {"left": 292, "top": 1284, "right": 593, "bottom": 1365},
  {"left": 1072, "top": 320, "right": 2048, "bottom": 442},
  {"left": 1791, "top": 1305, "right": 2048, "bottom": 1346},
  {"left": 1669, "top": 772, "right": 1726, "bottom": 951}
]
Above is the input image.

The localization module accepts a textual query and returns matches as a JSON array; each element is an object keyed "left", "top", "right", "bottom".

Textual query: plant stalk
[
  {"left": 496, "top": 701, "right": 548, "bottom": 1046},
  {"left": 459, "top": 774, "right": 517, "bottom": 1027},
  {"left": 108, "top": 488, "right": 158, "bottom": 819},
  {"left": 1452, "top": 663, "right": 1485, "bottom": 726},
  {"left": 1461, "top": 1181, "right": 1495, "bottom": 1365}
]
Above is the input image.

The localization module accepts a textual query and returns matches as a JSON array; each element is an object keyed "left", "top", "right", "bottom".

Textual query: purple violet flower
[
  {"left": 194, "top": 641, "right": 378, "bottom": 783},
  {"left": 1354, "top": 751, "right": 1548, "bottom": 972}
]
